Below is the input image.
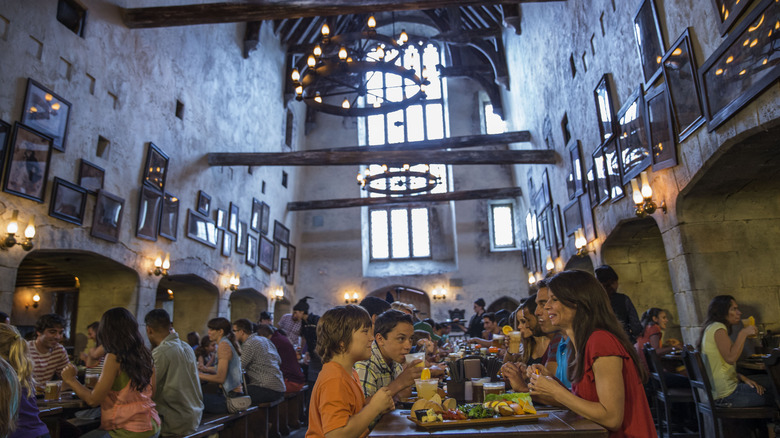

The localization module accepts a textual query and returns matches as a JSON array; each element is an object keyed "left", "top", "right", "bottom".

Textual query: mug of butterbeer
[
  {"left": 44, "top": 380, "right": 62, "bottom": 401},
  {"left": 491, "top": 334, "right": 505, "bottom": 348},
  {"left": 85, "top": 372, "right": 100, "bottom": 389},
  {"left": 508, "top": 331, "right": 522, "bottom": 354}
]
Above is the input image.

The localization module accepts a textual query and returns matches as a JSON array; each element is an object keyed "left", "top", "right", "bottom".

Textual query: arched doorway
[
  {"left": 157, "top": 274, "right": 219, "bottom": 338},
  {"left": 367, "top": 285, "right": 431, "bottom": 319},
  {"left": 272, "top": 297, "right": 291, "bottom": 325},
  {"left": 601, "top": 218, "right": 678, "bottom": 339},
  {"left": 487, "top": 296, "right": 519, "bottom": 314},
  {"left": 12, "top": 250, "right": 139, "bottom": 356},
  {"left": 229, "top": 289, "right": 268, "bottom": 323},
  {"left": 564, "top": 255, "right": 595, "bottom": 273},
  {"left": 675, "top": 123, "right": 780, "bottom": 334}
]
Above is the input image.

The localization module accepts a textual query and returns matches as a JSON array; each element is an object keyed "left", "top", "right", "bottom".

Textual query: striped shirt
[
  {"left": 27, "top": 340, "right": 69, "bottom": 384},
  {"left": 354, "top": 341, "right": 403, "bottom": 398},
  {"left": 240, "top": 334, "right": 286, "bottom": 393}
]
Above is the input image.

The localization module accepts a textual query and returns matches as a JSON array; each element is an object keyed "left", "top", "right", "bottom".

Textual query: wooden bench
[
  {"left": 243, "top": 397, "right": 284, "bottom": 438},
  {"left": 279, "top": 385, "right": 309, "bottom": 435},
  {"left": 180, "top": 406, "right": 258, "bottom": 438}
]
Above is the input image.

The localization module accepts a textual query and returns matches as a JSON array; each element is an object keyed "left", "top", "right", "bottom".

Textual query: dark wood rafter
[
  {"left": 307, "top": 131, "right": 531, "bottom": 153},
  {"left": 287, "top": 187, "right": 524, "bottom": 210},
  {"left": 293, "top": 18, "right": 322, "bottom": 46},
  {"left": 208, "top": 149, "right": 556, "bottom": 167},
  {"left": 282, "top": 16, "right": 307, "bottom": 42},
  {"left": 464, "top": 6, "right": 490, "bottom": 28},
  {"left": 502, "top": 3, "right": 522, "bottom": 34},
  {"left": 120, "top": 1, "right": 564, "bottom": 29},
  {"left": 242, "top": 22, "right": 262, "bottom": 58}
]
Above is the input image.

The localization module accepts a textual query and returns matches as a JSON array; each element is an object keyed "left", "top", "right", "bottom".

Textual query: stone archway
[
  {"left": 367, "top": 285, "right": 431, "bottom": 319},
  {"left": 487, "top": 296, "right": 519, "bottom": 314},
  {"left": 228, "top": 288, "right": 268, "bottom": 323},
  {"left": 12, "top": 249, "right": 140, "bottom": 354},
  {"left": 157, "top": 274, "right": 219, "bottom": 338},
  {"left": 601, "top": 218, "right": 678, "bottom": 339},
  {"left": 564, "top": 255, "right": 594, "bottom": 273}
]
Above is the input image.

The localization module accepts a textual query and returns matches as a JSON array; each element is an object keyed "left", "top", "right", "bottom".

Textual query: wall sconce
[
  {"left": 26, "top": 293, "right": 40, "bottom": 310},
  {"left": 574, "top": 228, "right": 589, "bottom": 256},
  {"left": 432, "top": 287, "right": 447, "bottom": 301},
  {"left": 545, "top": 256, "right": 555, "bottom": 273},
  {"left": 1, "top": 211, "right": 35, "bottom": 251},
  {"left": 166, "top": 289, "right": 174, "bottom": 300},
  {"left": 631, "top": 171, "right": 667, "bottom": 218},
  {"left": 228, "top": 273, "right": 240, "bottom": 291},
  {"left": 272, "top": 287, "right": 284, "bottom": 300},
  {"left": 344, "top": 291, "right": 359, "bottom": 304},
  {"left": 149, "top": 254, "right": 170, "bottom": 276},
  {"left": 554, "top": 257, "right": 565, "bottom": 273},
  {"left": 527, "top": 272, "right": 536, "bottom": 285}
]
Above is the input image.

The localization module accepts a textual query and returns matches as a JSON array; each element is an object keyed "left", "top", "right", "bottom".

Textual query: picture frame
[
  {"left": 273, "top": 242, "right": 281, "bottom": 271},
  {"left": 196, "top": 190, "right": 211, "bottom": 216},
  {"left": 285, "top": 244, "right": 296, "bottom": 285},
  {"left": 159, "top": 192, "right": 179, "bottom": 241},
  {"left": 246, "top": 235, "right": 258, "bottom": 267},
  {"left": 0, "top": 120, "right": 11, "bottom": 168},
  {"left": 49, "top": 177, "right": 87, "bottom": 225},
  {"left": 250, "top": 198, "right": 262, "bottom": 233},
  {"left": 20, "top": 78, "right": 71, "bottom": 152},
  {"left": 535, "top": 208, "right": 546, "bottom": 244},
  {"left": 632, "top": 0, "right": 666, "bottom": 86},
  {"left": 532, "top": 188, "right": 546, "bottom": 215},
  {"left": 593, "top": 74, "right": 616, "bottom": 145},
  {"left": 260, "top": 202, "right": 270, "bottom": 235},
  {"left": 215, "top": 208, "right": 227, "bottom": 231},
  {"left": 699, "top": 0, "right": 779, "bottom": 131},
  {"left": 540, "top": 169, "right": 552, "bottom": 209},
  {"left": 273, "top": 220, "right": 290, "bottom": 246},
  {"left": 258, "top": 235, "right": 275, "bottom": 273},
  {"left": 280, "top": 258, "right": 290, "bottom": 276},
  {"left": 221, "top": 231, "right": 232, "bottom": 257},
  {"left": 645, "top": 82, "right": 677, "bottom": 171},
  {"left": 91, "top": 190, "right": 124, "bottom": 243},
  {"left": 143, "top": 143, "right": 169, "bottom": 193},
  {"left": 539, "top": 208, "right": 551, "bottom": 251},
  {"left": 602, "top": 137, "right": 625, "bottom": 201},
  {"left": 562, "top": 198, "right": 582, "bottom": 237},
  {"left": 711, "top": 0, "right": 755, "bottom": 36},
  {"left": 616, "top": 85, "right": 651, "bottom": 185},
  {"left": 553, "top": 205, "right": 565, "bottom": 251},
  {"left": 661, "top": 29, "right": 705, "bottom": 143},
  {"left": 592, "top": 147, "right": 610, "bottom": 206},
  {"left": 566, "top": 140, "right": 584, "bottom": 199},
  {"left": 586, "top": 160, "right": 599, "bottom": 208},
  {"left": 186, "top": 209, "right": 218, "bottom": 248},
  {"left": 78, "top": 159, "right": 104, "bottom": 195},
  {"left": 136, "top": 185, "right": 162, "bottom": 241},
  {"left": 228, "top": 202, "right": 239, "bottom": 234},
  {"left": 3, "top": 123, "right": 53, "bottom": 203},
  {"left": 236, "top": 221, "right": 248, "bottom": 254},
  {"left": 580, "top": 195, "right": 596, "bottom": 242}
]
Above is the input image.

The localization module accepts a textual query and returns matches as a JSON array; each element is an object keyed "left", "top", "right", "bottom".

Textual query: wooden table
[
  {"left": 36, "top": 392, "right": 88, "bottom": 410},
  {"left": 370, "top": 409, "right": 608, "bottom": 438}
]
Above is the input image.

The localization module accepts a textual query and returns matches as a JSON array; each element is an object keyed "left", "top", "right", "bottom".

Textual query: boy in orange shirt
[{"left": 307, "top": 305, "right": 395, "bottom": 438}]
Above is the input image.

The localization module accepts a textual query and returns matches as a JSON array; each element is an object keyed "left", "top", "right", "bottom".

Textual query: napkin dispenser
[{"left": 464, "top": 358, "right": 482, "bottom": 380}]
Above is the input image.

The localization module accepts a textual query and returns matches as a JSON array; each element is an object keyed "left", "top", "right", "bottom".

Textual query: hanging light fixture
[{"left": 356, "top": 165, "right": 441, "bottom": 196}]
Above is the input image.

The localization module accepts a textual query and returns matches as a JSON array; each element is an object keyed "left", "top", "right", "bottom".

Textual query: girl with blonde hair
[{"left": 0, "top": 323, "right": 49, "bottom": 438}]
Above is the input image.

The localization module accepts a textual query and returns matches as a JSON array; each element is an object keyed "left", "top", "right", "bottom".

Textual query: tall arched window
[{"left": 363, "top": 40, "right": 448, "bottom": 260}]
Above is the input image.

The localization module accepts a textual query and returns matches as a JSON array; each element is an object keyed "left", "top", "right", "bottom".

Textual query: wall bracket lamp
[
  {"left": 26, "top": 293, "right": 40, "bottom": 310},
  {"left": 149, "top": 254, "right": 170, "bottom": 276},
  {"left": 1, "top": 212, "right": 35, "bottom": 251},
  {"left": 431, "top": 287, "right": 447, "bottom": 301},
  {"left": 574, "top": 228, "right": 589, "bottom": 256},
  {"left": 344, "top": 291, "right": 359, "bottom": 304},
  {"left": 228, "top": 274, "right": 240, "bottom": 291},
  {"left": 631, "top": 172, "right": 667, "bottom": 218}
]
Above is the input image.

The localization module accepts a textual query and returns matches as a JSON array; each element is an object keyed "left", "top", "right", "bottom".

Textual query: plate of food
[{"left": 407, "top": 393, "right": 547, "bottom": 428}]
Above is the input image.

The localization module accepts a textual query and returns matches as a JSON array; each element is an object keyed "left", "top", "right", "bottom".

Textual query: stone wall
[
  {"left": 293, "top": 77, "right": 528, "bottom": 323},
  {"left": 0, "top": 1, "right": 298, "bottom": 342},
  {"left": 502, "top": 0, "right": 780, "bottom": 342}
]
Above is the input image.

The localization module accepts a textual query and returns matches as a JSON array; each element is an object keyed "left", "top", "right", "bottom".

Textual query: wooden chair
[
  {"left": 643, "top": 343, "right": 697, "bottom": 437},
  {"left": 681, "top": 345, "right": 776, "bottom": 438}
]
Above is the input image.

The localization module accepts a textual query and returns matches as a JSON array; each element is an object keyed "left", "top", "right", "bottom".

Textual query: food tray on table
[{"left": 407, "top": 412, "right": 548, "bottom": 429}]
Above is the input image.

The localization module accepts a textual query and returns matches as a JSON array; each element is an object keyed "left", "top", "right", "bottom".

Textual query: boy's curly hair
[{"left": 316, "top": 305, "right": 371, "bottom": 363}]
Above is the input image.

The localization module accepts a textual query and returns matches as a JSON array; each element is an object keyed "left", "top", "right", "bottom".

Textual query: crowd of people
[{"left": 0, "top": 264, "right": 776, "bottom": 438}]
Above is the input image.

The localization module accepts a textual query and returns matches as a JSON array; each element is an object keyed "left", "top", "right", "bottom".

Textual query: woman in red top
[{"left": 529, "top": 270, "right": 656, "bottom": 438}]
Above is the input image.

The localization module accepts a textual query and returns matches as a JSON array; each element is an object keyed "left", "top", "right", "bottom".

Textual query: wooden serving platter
[{"left": 407, "top": 412, "right": 548, "bottom": 429}]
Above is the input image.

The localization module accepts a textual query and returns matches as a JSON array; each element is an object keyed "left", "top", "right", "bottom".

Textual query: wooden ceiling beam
[
  {"left": 120, "top": 0, "right": 563, "bottom": 29},
  {"left": 313, "top": 131, "right": 531, "bottom": 153},
  {"left": 287, "top": 186, "right": 523, "bottom": 210},
  {"left": 208, "top": 149, "right": 557, "bottom": 167}
]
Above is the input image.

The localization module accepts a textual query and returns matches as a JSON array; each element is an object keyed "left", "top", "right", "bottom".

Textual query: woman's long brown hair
[{"left": 547, "top": 270, "right": 646, "bottom": 383}]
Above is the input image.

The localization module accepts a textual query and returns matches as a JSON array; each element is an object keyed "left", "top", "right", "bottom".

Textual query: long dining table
[{"left": 370, "top": 409, "right": 608, "bottom": 438}]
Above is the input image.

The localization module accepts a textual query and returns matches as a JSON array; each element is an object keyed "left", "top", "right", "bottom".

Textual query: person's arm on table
[
  {"left": 61, "top": 353, "right": 119, "bottom": 407},
  {"left": 530, "top": 355, "right": 626, "bottom": 431},
  {"left": 325, "top": 387, "right": 394, "bottom": 438}
]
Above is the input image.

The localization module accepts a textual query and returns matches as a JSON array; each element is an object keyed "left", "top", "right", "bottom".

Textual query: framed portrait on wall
[
  {"left": 3, "top": 123, "right": 53, "bottom": 203},
  {"left": 78, "top": 159, "right": 105, "bottom": 195},
  {"left": 616, "top": 85, "right": 651, "bottom": 185},
  {"left": 236, "top": 221, "right": 248, "bottom": 254},
  {"left": 0, "top": 120, "right": 10, "bottom": 166},
  {"left": 593, "top": 74, "right": 616, "bottom": 145},
  {"left": 251, "top": 198, "right": 262, "bottom": 232},
  {"left": 592, "top": 147, "right": 610, "bottom": 205},
  {"left": 142, "top": 143, "right": 168, "bottom": 193},
  {"left": 91, "top": 190, "right": 124, "bottom": 243},
  {"left": 221, "top": 231, "right": 232, "bottom": 257},
  {"left": 285, "top": 244, "right": 296, "bottom": 285},
  {"left": 246, "top": 235, "right": 258, "bottom": 267},
  {"left": 215, "top": 208, "right": 227, "bottom": 231},
  {"left": 661, "top": 29, "right": 705, "bottom": 142},
  {"left": 159, "top": 192, "right": 179, "bottom": 241},
  {"left": 645, "top": 82, "right": 677, "bottom": 171},
  {"left": 258, "top": 235, "right": 275, "bottom": 273},
  {"left": 197, "top": 190, "right": 211, "bottom": 216},
  {"left": 228, "top": 202, "right": 239, "bottom": 234},
  {"left": 711, "top": 0, "right": 756, "bottom": 35},
  {"left": 566, "top": 140, "right": 584, "bottom": 199},
  {"left": 186, "top": 209, "right": 218, "bottom": 248},
  {"left": 49, "top": 178, "right": 87, "bottom": 225},
  {"left": 20, "top": 78, "right": 71, "bottom": 152},
  {"left": 136, "top": 185, "right": 162, "bottom": 241},
  {"left": 562, "top": 198, "right": 582, "bottom": 237},
  {"left": 602, "top": 137, "right": 624, "bottom": 201},
  {"left": 632, "top": 0, "right": 666, "bottom": 86},
  {"left": 273, "top": 220, "right": 290, "bottom": 246}
]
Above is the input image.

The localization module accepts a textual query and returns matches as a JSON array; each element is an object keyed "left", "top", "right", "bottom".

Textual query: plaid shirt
[
  {"left": 354, "top": 341, "right": 403, "bottom": 398},
  {"left": 240, "top": 334, "right": 286, "bottom": 393},
  {"left": 277, "top": 314, "right": 302, "bottom": 345}
]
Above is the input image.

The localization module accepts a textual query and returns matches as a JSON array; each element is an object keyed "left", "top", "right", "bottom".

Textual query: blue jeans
[
  {"left": 203, "top": 391, "right": 228, "bottom": 414},
  {"left": 715, "top": 374, "right": 776, "bottom": 408}
]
